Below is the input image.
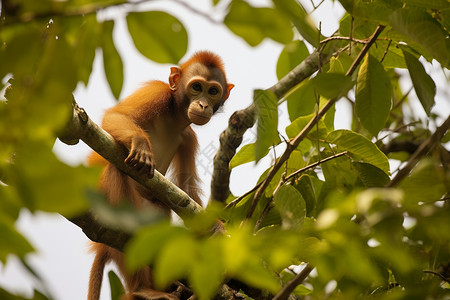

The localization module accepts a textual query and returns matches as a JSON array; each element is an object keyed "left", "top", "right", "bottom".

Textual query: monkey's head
[{"left": 168, "top": 51, "right": 234, "bottom": 125}]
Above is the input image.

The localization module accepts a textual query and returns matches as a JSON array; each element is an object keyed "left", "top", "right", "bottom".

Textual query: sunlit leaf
[
  {"left": 154, "top": 235, "right": 196, "bottom": 289},
  {"left": 286, "top": 80, "right": 317, "bottom": 121},
  {"left": 286, "top": 113, "right": 328, "bottom": 139},
  {"left": 254, "top": 89, "right": 279, "bottom": 162},
  {"left": 230, "top": 143, "right": 258, "bottom": 169},
  {"left": 273, "top": 0, "right": 321, "bottom": 47},
  {"left": 190, "top": 239, "right": 224, "bottom": 300},
  {"left": 125, "top": 222, "right": 187, "bottom": 271},
  {"left": 276, "top": 40, "right": 309, "bottom": 80},
  {"left": 102, "top": 20, "right": 123, "bottom": 100},
  {"left": 401, "top": 48, "right": 436, "bottom": 115},
  {"left": 338, "top": 0, "right": 402, "bottom": 23},
  {"left": 311, "top": 73, "right": 354, "bottom": 99},
  {"left": 326, "top": 130, "right": 390, "bottom": 174},
  {"left": 225, "top": 0, "right": 293, "bottom": 46},
  {"left": 127, "top": 11, "right": 187, "bottom": 63},
  {"left": 390, "top": 7, "right": 450, "bottom": 67},
  {"left": 355, "top": 54, "right": 392, "bottom": 136},
  {"left": 274, "top": 185, "right": 306, "bottom": 230}
]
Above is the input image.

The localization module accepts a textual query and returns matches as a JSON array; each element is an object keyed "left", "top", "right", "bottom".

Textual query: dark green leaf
[
  {"left": 254, "top": 89, "right": 279, "bottom": 162},
  {"left": 224, "top": 0, "right": 293, "bottom": 46},
  {"left": 390, "top": 7, "right": 450, "bottom": 67},
  {"left": 310, "top": 73, "right": 354, "bottom": 99},
  {"left": 276, "top": 40, "right": 310, "bottom": 80},
  {"left": 353, "top": 162, "right": 390, "bottom": 187},
  {"left": 401, "top": 48, "right": 436, "bottom": 115},
  {"left": 108, "top": 271, "right": 125, "bottom": 300},
  {"left": 0, "top": 217, "right": 34, "bottom": 263},
  {"left": 400, "top": 160, "right": 446, "bottom": 206},
  {"left": 402, "top": 0, "right": 450, "bottom": 9},
  {"left": 274, "top": 185, "right": 306, "bottom": 230},
  {"left": 338, "top": 0, "right": 402, "bottom": 23},
  {"left": 127, "top": 11, "right": 187, "bottom": 63},
  {"left": 286, "top": 80, "right": 317, "bottom": 121},
  {"left": 273, "top": 0, "right": 321, "bottom": 47},
  {"left": 102, "top": 20, "right": 124, "bottom": 100},
  {"left": 355, "top": 54, "right": 392, "bottom": 136},
  {"left": 294, "top": 175, "right": 317, "bottom": 217},
  {"left": 326, "top": 130, "right": 390, "bottom": 174}
]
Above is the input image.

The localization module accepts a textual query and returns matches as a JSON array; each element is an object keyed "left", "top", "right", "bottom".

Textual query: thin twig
[
  {"left": 285, "top": 151, "right": 348, "bottom": 181},
  {"left": 272, "top": 263, "right": 314, "bottom": 300},
  {"left": 320, "top": 36, "right": 369, "bottom": 45},
  {"left": 423, "top": 270, "right": 450, "bottom": 283}
]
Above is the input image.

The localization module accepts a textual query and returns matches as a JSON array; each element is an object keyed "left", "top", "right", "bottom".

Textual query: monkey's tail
[{"left": 88, "top": 243, "right": 110, "bottom": 300}]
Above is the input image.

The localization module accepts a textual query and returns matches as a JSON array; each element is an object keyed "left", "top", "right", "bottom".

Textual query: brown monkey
[{"left": 87, "top": 51, "right": 234, "bottom": 300}]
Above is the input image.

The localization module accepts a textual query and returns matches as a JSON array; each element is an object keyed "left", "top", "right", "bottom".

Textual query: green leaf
[
  {"left": 273, "top": 0, "right": 321, "bottom": 47},
  {"left": 400, "top": 160, "right": 446, "bottom": 206},
  {"left": 274, "top": 185, "right": 306, "bottom": 230},
  {"left": 286, "top": 80, "right": 317, "bottom": 121},
  {"left": 224, "top": 0, "right": 293, "bottom": 46},
  {"left": 230, "top": 143, "right": 259, "bottom": 169},
  {"left": 154, "top": 235, "right": 196, "bottom": 289},
  {"left": 326, "top": 130, "right": 390, "bottom": 174},
  {"left": 127, "top": 11, "right": 187, "bottom": 64},
  {"left": 294, "top": 175, "right": 317, "bottom": 217},
  {"left": 390, "top": 7, "right": 450, "bottom": 67},
  {"left": 402, "top": 0, "right": 450, "bottom": 9},
  {"left": 254, "top": 89, "right": 279, "bottom": 162},
  {"left": 353, "top": 162, "right": 390, "bottom": 187},
  {"left": 102, "top": 20, "right": 124, "bottom": 100},
  {"left": 401, "top": 48, "right": 436, "bottom": 115},
  {"left": 108, "top": 271, "right": 125, "bottom": 300},
  {"left": 293, "top": 284, "right": 313, "bottom": 296},
  {"left": 276, "top": 40, "right": 310, "bottom": 80},
  {"left": 338, "top": 0, "right": 402, "bottom": 23},
  {"left": 190, "top": 239, "right": 224, "bottom": 300},
  {"left": 355, "top": 54, "right": 392, "bottom": 136},
  {"left": 0, "top": 218, "right": 34, "bottom": 263},
  {"left": 13, "top": 143, "right": 96, "bottom": 216},
  {"left": 310, "top": 73, "right": 354, "bottom": 99},
  {"left": 125, "top": 223, "right": 186, "bottom": 271},
  {"left": 286, "top": 113, "right": 328, "bottom": 139}
]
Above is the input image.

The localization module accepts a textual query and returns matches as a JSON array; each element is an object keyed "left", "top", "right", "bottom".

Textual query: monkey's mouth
[{"left": 190, "top": 112, "right": 208, "bottom": 119}]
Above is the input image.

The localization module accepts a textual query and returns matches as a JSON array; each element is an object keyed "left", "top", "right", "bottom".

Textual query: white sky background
[{"left": 0, "top": 0, "right": 449, "bottom": 299}]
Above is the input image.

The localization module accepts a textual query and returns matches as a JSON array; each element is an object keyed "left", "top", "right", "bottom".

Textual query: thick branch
[
  {"left": 60, "top": 101, "right": 203, "bottom": 220},
  {"left": 386, "top": 115, "right": 450, "bottom": 187}
]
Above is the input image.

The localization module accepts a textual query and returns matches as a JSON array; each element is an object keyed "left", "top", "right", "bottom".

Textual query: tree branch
[
  {"left": 244, "top": 25, "right": 386, "bottom": 220},
  {"left": 210, "top": 42, "right": 342, "bottom": 203},
  {"left": 272, "top": 263, "right": 314, "bottom": 300},
  {"left": 59, "top": 100, "right": 203, "bottom": 220},
  {"left": 386, "top": 115, "right": 450, "bottom": 187}
]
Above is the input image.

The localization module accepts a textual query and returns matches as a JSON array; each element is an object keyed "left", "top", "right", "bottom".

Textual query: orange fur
[{"left": 88, "top": 51, "right": 233, "bottom": 300}]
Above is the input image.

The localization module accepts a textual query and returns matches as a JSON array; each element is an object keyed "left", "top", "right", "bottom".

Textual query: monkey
[{"left": 87, "top": 51, "right": 234, "bottom": 300}]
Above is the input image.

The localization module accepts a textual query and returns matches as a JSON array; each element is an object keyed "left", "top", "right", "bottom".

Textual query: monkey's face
[{"left": 186, "top": 77, "right": 224, "bottom": 125}]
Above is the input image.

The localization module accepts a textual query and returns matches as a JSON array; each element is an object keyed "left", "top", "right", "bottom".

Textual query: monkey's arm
[{"left": 102, "top": 108, "right": 154, "bottom": 177}]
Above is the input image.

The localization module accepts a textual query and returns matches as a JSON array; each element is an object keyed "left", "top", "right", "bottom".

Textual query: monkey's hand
[{"left": 125, "top": 136, "right": 155, "bottom": 178}]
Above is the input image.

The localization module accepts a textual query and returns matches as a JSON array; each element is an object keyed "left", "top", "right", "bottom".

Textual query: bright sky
[{"left": 5, "top": 1, "right": 448, "bottom": 299}]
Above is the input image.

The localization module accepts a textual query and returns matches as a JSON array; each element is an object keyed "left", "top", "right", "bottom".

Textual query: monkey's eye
[
  {"left": 208, "top": 87, "right": 219, "bottom": 96},
  {"left": 191, "top": 82, "right": 202, "bottom": 92}
]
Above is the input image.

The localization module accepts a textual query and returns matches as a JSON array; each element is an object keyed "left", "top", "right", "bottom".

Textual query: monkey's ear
[
  {"left": 169, "top": 67, "right": 181, "bottom": 90},
  {"left": 223, "top": 83, "right": 235, "bottom": 101}
]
